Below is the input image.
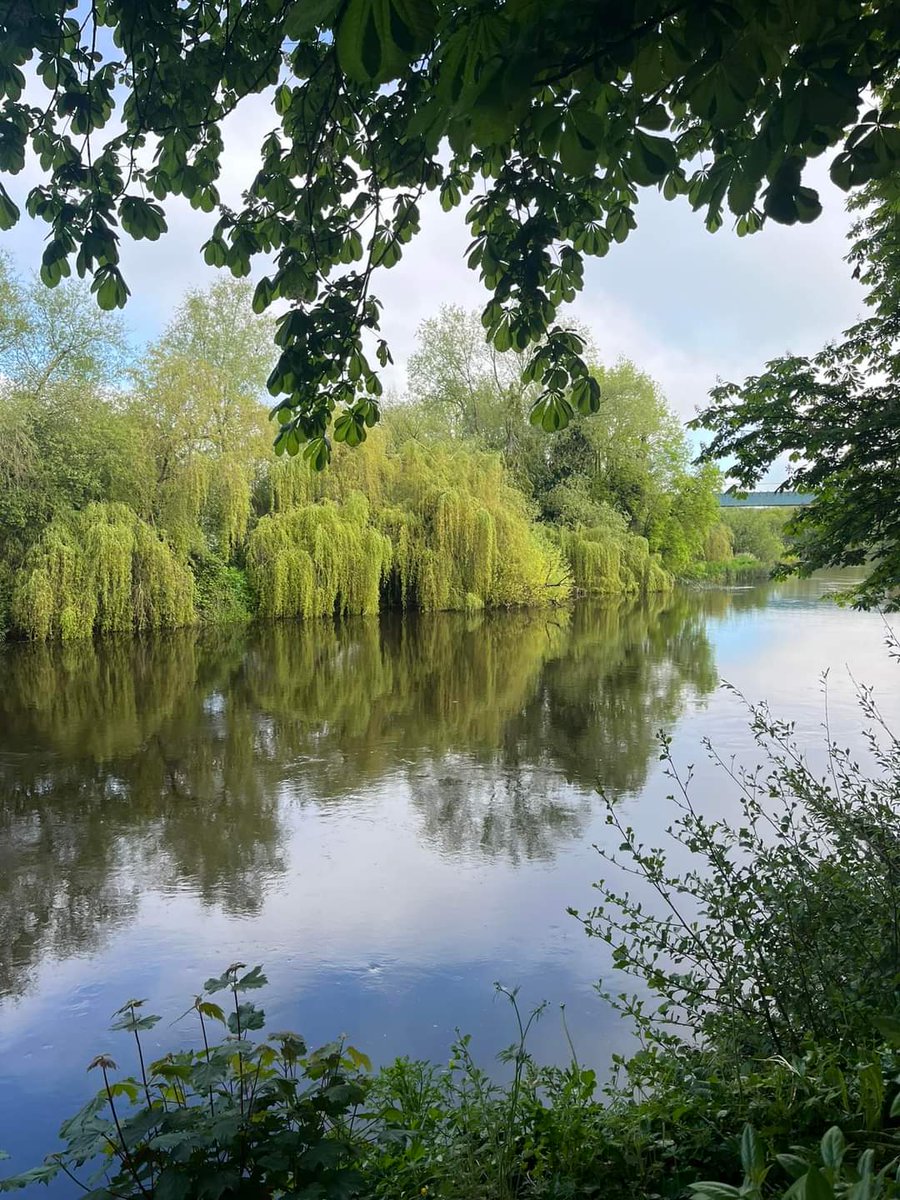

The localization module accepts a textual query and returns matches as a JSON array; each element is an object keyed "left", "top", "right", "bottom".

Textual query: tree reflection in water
[{"left": 0, "top": 590, "right": 762, "bottom": 998}]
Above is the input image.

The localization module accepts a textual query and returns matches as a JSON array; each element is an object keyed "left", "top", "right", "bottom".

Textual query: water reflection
[{"left": 0, "top": 592, "right": 726, "bottom": 999}]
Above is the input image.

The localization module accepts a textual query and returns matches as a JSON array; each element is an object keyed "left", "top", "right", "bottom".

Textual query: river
[{"left": 0, "top": 574, "right": 897, "bottom": 1181}]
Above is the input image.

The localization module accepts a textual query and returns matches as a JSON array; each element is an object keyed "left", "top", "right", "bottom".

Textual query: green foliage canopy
[
  {"left": 3, "top": 1, "right": 900, "bottom": 459},
  {"left": 399, "top": 311, "right": 723, "bottom": 580}
]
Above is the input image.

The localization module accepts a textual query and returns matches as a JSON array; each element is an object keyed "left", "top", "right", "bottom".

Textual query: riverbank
[{"left": 679, "top": 552, "right": 774, "bottom": 585}]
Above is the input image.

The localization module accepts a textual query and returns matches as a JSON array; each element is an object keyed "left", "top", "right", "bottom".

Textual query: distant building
[{"left": 718, "top": 491, "right": 814, "bottom": 508}]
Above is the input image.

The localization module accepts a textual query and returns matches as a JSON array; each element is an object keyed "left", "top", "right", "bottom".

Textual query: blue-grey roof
[{"left": 718, "top": 491, "right": 814, "bottom": 508}]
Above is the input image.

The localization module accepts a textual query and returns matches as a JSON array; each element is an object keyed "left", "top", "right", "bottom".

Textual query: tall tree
[
  {"left": 2, "top": 2, "right": 899, "bottom": 459},
  {"left": 544, "top": 360, "right": 720, "bottom": 568},
  {"left": 695, "top": 174, "right": 900, "bottom": 609},
  {"left": 0, "top": 267, "right": 142, "bottom": 561},
  {"left": 0, "top": 254, "right": 129, "bottom": 398},
  {"left": 132, "top": 279, "right": 274, "bottom": 554},
  {"left": 401, "top": 304, "right": 572, "bottom": 490}
]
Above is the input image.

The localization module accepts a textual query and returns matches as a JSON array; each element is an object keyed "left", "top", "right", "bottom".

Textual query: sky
[{"left": 2, "top": 92, "right": 869, "bottom": 427}]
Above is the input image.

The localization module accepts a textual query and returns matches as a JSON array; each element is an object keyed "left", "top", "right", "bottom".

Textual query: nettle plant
[{"left": 0, "top": 964, "right": 370, "bottom": 1199}]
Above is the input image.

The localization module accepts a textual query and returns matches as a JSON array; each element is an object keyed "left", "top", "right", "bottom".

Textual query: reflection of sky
[
  {"left": 706, "top": 580, "right": 897, "bottom": 733},
  {"left": 2, "top": 580, "right": 899, "bottom": 1186},
  {"left": 0, "top": 788, "right": 624, "bottom": 1177}
]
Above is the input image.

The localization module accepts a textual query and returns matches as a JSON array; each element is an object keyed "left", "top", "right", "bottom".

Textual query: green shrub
[
  {"left": 721, "top": 509, "right": 789, "bottom": 567},
  {"left": 573, "top": 678, "right": 900, "bottom": 1064},
  {"left": 692, "top": 1110, "right": 900, "bottom": 1200},
  {"left": 361, "top": 989, "right": 604, "bottom": 1200},
  {"left": 681, "top": 553, "right": 771, "bottom": 583},
  {"left": 192, "top": 553, "right": 255, "bottom": 624},
  {"left": 0, "top": 964, "right": 368, "bottom": 1198}
]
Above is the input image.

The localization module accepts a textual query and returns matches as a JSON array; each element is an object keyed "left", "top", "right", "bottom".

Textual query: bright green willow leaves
[
  {"left": 12, "top": 503, "right": 196, "bottom": 640},
  {"left": 2, "top": 1, "right": 900, "bottom": 455}
]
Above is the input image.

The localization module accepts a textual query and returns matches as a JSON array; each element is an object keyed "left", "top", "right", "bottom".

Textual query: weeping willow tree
[
  {"left": 260, "top": 437, "right": 570, "bottom": 615},
  {"left": 559, "top": 522, "right": 672, "bottom": 595},
  {"left": 12, "top": 502, "right": 195, "bottom": 640},
  {"left": 704, "top": 521, "right": 734, "bottom": 565},
  {"left": 247, "top": 493, "right": 392, "bottom": 619}
]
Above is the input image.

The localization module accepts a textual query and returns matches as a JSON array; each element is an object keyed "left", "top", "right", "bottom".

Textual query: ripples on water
[{"left": 0, "top": 575, "right": 896, "bottom": 1176}]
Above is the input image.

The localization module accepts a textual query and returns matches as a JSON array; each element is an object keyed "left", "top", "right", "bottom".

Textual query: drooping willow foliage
[
  {"left": 256, "top": 438, "right": 572, "bottom": 616},
  {"left": 0, "top": 271, "right": 723, "bottom": 641},
  {"left": 7, "top": 428, "right": 674, "bottom": 637},
  {"left": 559, "top": 523, "right": 671, "bottom": 595},
  {"left": 12, "top": 503, "right": 195, "bottom": 640},
  {"left": 247, "top": 495, "right": 392, "bottom": 619},
  {"left": 156, "top": 454, "right": 256, "bottom": 560}
]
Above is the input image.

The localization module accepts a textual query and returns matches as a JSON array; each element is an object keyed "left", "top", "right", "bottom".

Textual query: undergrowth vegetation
[{"left": 6, "top": 648, "right": 900, "bottom": 1200}]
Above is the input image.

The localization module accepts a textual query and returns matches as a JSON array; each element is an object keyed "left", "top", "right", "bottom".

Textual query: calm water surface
[{"left": 0, "top": 575, "right": 897, "bottom": 1180}]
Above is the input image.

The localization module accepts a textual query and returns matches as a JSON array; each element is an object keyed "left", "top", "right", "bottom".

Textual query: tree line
[{"left": 0, "top": 261, "right": 781, "bottom": 641}]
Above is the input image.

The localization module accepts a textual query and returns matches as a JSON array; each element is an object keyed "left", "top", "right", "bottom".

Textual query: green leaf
[
  {"left": 346, "top": 1045, "right": 372, "bottom": 1071},
  {"left": 197, "top": 1001, "right": 227, "bottom": 1025},
  {"left": 639, "top": 103, "right": 670, "bottom": 131},
  {"left": 0, "top": 184, "right": 19, "bottom": 231},
  {"left": 303, "top": 436, "right": 332, "bottom": 471},
  {"left": 337, "top": 0, "right": 383, "bottom": 82},
  {"left": 778, "top": 1154, "right": 811, "bottom": 1180},
  {"left": 872, "top": 1015, "right": 900, "bottom": 1046},
  {"left": 820, "top": 1126, "right": 845, "bottom": 1170},
  {"left": 337, "top": 0, "right": 435, "bottom": 84},
  {"left": 252, "top": 278, "right": 274, "bottom": 314},
  {"left": 120, "top": 196, "right": 167, "bottom": 241},
  {"left": 529, "top": 395, "right": 573, "bottom": 433},
  {"left": 794, "top": 186, "right": 822, "bottom": 224},
  {"left": 227, "top": 1002, "right": 266, "bottom": 1034},
  {"left": 0, "top": 1164, "right": 61, "bottom": 1192},
  {"left": 559, "top": 122, "right": 597, "bottom": 176},
  {"left": 205, "top": 967, "right": 239, "bottom": 994},
  {"left": 91, "top": 265, "right": 130, "bottom": 310},
  {"left": 571, "top": 375, "right": 601, "bottom": 415},
  {"left": 801, "top": 1165, "right": 835, "bottom": 1200},
  {"left": 629, "top": 130, "right": 677, "bottom": 186},
  {"left": 203, "top": 238, "right": 228, "bottom": 268},
  {"left": 285, "top": 0, "right": 341, "bottom": 38},
  {"left": 111, "top": 1011, "right": 161, "bottom": 1033},
  {"left": 153, "top": 1167, "right": 194, "bottom": 1200},
  {"left": 740, "top": 1124, "right": 763, "bottom": 1175}
]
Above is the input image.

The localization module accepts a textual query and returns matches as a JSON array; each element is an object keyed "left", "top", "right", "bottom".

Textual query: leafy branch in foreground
[{"left": 4, "top": 2, "right": 900, "bottom": 455}]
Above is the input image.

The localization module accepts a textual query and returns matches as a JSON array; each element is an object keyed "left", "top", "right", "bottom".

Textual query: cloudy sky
[{"left": 2, "top": 91, "right": 867, "bottom": 427}]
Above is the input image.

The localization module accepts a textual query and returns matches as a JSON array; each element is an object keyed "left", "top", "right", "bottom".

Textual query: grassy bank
[
  {"left": 680, "top": 551, "right": 774, "bottom": 585},
  {"left": 5, "top": 651, "right": 899, "bottom": 1200}
]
